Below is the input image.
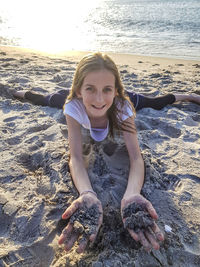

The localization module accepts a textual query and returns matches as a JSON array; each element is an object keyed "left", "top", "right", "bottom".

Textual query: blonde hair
[{"left": 67, "top": 52, "right": 136, "bottom": 136}]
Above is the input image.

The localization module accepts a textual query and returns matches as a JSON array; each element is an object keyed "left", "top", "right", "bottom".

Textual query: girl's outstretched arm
[
  {"left": 66, "top": 114, "right": 94, "bottom": 193},
  {"left": 122, "top": 116, "right": 145, "bottom": 198},
  {"left": 58, "top": 115, "right": 103, "bottom": 253},
  {"left": 121, "top": 116, "right": 164, "bottom": 251}
]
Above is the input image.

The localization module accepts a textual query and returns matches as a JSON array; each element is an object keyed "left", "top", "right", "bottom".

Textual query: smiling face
[{"left": 76, "top": 69, "right": 117, "bottom": 120}]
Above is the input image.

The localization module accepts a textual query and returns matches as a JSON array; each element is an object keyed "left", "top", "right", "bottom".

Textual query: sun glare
[{"left": 1, "top": 0, "right": 103, "bottom": 53}]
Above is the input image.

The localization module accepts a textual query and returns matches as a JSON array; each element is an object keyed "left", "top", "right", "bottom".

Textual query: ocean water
[{"left": 0, "top": 0, "right": 200, "bottom": 60}]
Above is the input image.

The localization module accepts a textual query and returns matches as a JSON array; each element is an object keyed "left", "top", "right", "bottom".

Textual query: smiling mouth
[{"left": 92, "top": 104, "right": 106, "bottom": 110}]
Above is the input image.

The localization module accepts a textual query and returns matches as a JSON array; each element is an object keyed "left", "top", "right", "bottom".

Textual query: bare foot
[
  {"left": 190, "top": 93, "right": 200, "bottom": 105},
  {"left": 11, "top": 90, "right": 26, "bottom": 99},
  {"left": 175, "top": 93, "right": 200, "bottom": 105}
]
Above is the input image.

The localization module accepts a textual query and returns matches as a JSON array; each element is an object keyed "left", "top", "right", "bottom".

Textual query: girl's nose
[{"left": 96, "top": 92, "right": 103, "bottom": 103}]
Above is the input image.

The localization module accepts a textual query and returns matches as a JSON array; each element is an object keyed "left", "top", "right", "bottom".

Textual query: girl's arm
[
  {"left": 58, "top": 115, "right": 103, "bottom": 253},
  {"left": 122, "top": 116, "right": 164, "bottom": 251},
  {"left": 122, "top": 116, "right": 145, "bottom": 199},
  {"left": 66, "top": 114, "right": 94, "bottom": 194}
]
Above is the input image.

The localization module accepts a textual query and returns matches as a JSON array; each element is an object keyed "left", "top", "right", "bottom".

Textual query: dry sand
[{"left": 0, "top": 46, "right": 200, "bottom": 266}]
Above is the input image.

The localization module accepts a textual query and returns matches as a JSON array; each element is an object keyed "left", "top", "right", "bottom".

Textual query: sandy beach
[{"left": 0, "top": 46, "right": 200, "bottom": 267}]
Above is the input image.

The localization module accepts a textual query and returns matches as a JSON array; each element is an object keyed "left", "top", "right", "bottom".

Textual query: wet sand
[{"left": 0, "top": 46, "right": 200, "bottom": 266}]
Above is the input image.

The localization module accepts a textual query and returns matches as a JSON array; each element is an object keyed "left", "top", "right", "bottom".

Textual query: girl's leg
[
  {"left": 127, "top": 91, "right": 176, "bottom": 111},
  {"left": 12, "top": 90, "right": 48, "bottom": 106},
  {"left": 127, "top": 92, "right": 200, "bottom": 111},
  {"left": 48, "top": 89, "right": 69, "bottom": 108},
  {"left": 12, "top": 89, "right": 70, "bottom": 108},
  {"left": 137, "top": 94, "right": 176, "bottom": 110},
  {"left": 24, "top": 91, "right": 48, "bottom": 106}
]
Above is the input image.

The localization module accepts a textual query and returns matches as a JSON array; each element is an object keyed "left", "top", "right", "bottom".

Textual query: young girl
[
  {"left": 56, "top": 52, "right": 165, "bottom": 253},
  {"left": 11, "top": 54, "right": 199, "bottom": 253}
]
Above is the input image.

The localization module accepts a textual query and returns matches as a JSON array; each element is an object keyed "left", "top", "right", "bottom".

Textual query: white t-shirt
[{"left": 63, "top": 98, "right": 134, "bottom": 141}]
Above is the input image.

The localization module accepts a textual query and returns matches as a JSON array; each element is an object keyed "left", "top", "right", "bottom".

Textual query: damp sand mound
[
  {"left": 122, "top": 203, "right": 155, "bottom": 233},
  {"left": 70, "top": 203, "right": 101, "bottom": 238}
]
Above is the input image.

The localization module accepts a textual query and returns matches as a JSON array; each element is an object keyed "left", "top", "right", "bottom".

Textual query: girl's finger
[
  {"left": 128, "top": 229, "right": 140, "bottom": 242},
  {"left": 89, "top": 233, "right": 97, "bottom": 243},
  {"left": 152, "top": 222, "right": 165, "bottom": 241},
  {"left": 64, "top": 232, "right": 79, "bottom": 252},
  {"left": 89, "top": 212, "right": 103, "bottom": 242},
  {"left": 62, "top": 200, "right": 80, "bottom": 219},
  {"left": 145, "top": 201, "right": 158, "bottom": 220},
  {"left": 76, "top": 237, "right": 88, "bottom": 254},
  {"left": 58, "top": 223, "right": 73, "bottom": 245},
  {"left": 138, "top": 231, "right": 151, "bottom": 252},
  {"left": 145, "top": 230, "right": 160, "bottom": 250}
]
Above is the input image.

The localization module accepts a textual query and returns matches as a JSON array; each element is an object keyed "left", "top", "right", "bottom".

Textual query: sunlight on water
[
  {"left": 1, "top": 0, "right": 199, "bottom": 59},
  {"left": 1, "top": 0, "right": 103, "bottom": 52}
]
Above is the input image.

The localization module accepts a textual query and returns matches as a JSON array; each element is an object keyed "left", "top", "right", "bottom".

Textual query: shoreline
[{"left": 1, "top": 45, "right": 200, "bottom": 67}]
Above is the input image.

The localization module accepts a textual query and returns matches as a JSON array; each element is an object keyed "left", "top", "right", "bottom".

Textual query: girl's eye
[
  {"left": 104, "top": 87, "right": 112, "bottom": 92},
  {"left": 86, "top": 87, "right": 93, "bottom": 91}
]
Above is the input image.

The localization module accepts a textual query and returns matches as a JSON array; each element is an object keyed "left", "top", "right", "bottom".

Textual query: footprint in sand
[
  {"left": 0, "top": 244, "right": 54, "bottom": 267},
  {"left": 9, "top": 201, "right": 45, "bottom": 242},
  {"left": 149, "top": 73, "right": 162, "bottom": 79},
  {"left": 0, "top": 83, "right": 14, "bottom": 98},
  {"left": 179, "top": 191, "right": 192, "bottom": 202},
  {"left": 192, "top": 114, "right": 200, "bottom": 122},
  {"left": 0, "top": 57, "right": 16, "bottom": 62},
  {"left": 183, "top": 132, "right": 199, "bottom": 142},
  {"left": 19, "top": 59, "right": 30, "bottom": 64},
  {"left": 8, "top": 77, "right": 30, "bottom": 84},
  {"left": 0, "top": 196, "right": 16, "bottom": 236},
  {"left": 168, "top": 178, "right": 183, "bottom": 191},
  {"left": 17, "top": 152, "right": 44, "bottom": 171},
  {"left": 0, "top": 247, "right": 40, "bottom": 267},
  {"left": 4, "top": 122, "right": 15, "bottom": 128},
  {"left": 183, "top": 116, "right": 199, "bottom": 127},
  {"left": 135, "top": 119, "right": 151, "bottom": 131},
  {"left": 149, "top": 118, "right": 182, "bottom": 138},
  {"left": 181, "top": 234, "right": 200, "bottom": 256},
  {"left": 6, "top": 136, "right": 22, "bottom": 146},
  {"left": 3, "top": 116, "right": 24, "bottom": 122},
  {"left": 162, "top": 124, "right": 181, "bottom": 138},
  {"left": 25, "top": 123, "right": 52, "bottom": 134}
]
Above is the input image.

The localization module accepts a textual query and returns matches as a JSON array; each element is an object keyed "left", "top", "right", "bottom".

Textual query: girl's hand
[
  {"left": 121, "top": 194, "right": 164, "bottom": 252},
  {"left": 58, "top": 192, "right": 103, "bottom": 253}
]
